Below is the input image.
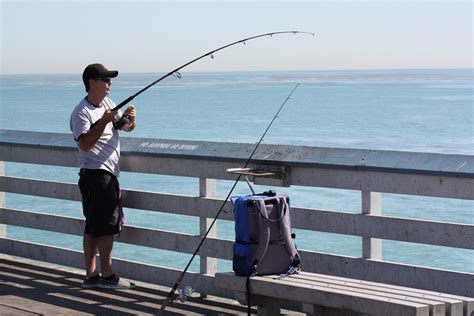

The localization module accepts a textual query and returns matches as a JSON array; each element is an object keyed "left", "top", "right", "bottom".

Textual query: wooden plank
[
  {"left": 0, "top": 208, "right": 232, "bottom": 259},
  {"left": 290, "top": 166, "right": 474, "bottom": 200},
  {"left": 1, "top": 206, "right": 472, "bottom": 297},
  {"left": 2, "top": 176, "right": 473, "bottom": 250},
  {"left": 295, "top": 271, "right": 472, "bottom": 316},
  {"left": 0, "top": 238, "right": 238, "bottom": 300},
  {"left": 299, "top": 251, "right": 474, "bottom": 297},
  {"left": 0, "top": 175, "right": 235, "bottom": 220},
  {"left": 0, "top": 295, "right": 84, "bottom": 315},
  {"left": 268, "top": 274, "right": 445, "bottom": 316},
  {"left": 0, "top": 254, "right": 251, "bottom": 316},
  {"left": 215, "top": 272, "right": 430, "bottom": 316},
  {"left": 292, "top": 206, "right": 474, "bottom": 250},
  {"left": 292, "top": 272, "right": 463, "bottom": 316}
]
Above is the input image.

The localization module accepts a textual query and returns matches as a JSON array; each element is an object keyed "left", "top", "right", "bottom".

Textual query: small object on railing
[
  {"left": 226, "top": 166, "right": 290, "bottom": 187},
  {"left": 174, "top": 285, "right": 194, "bottom": 303},
  {"left": 227, "top": 167, "right": 275, "bottom": 194},
  {"left": 226, "top": 167, "right": 275, "bottom": 177}
]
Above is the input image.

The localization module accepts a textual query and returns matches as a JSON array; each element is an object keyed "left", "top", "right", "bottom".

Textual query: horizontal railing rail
[
  {"left": 0, "top": 129, "right": 473, "bottom": 298},
  {"left": 1, "top": 176, "right": 472, "bottom": 250}
]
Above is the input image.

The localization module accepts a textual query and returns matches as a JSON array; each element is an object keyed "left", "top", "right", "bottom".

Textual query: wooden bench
[{"left": 215, "top": 271, "right": 474, "bottom": 316}]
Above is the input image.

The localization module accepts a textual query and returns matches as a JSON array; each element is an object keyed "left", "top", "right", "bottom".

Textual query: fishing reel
[
  {"left": 174, "top": 285, "right": 194, "bottom": 303},
  {"left": 113, "top": 115, "right": 131, "bottom": 130}
]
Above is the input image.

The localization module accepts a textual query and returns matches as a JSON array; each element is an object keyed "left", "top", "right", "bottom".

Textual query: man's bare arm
[{"left": 78, "top": 110, "right": 117, "bottom": 151}]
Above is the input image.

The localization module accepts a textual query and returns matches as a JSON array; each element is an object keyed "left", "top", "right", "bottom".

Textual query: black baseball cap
[{"left": 82, "top": 63, "right": 118, "bottom": 85}]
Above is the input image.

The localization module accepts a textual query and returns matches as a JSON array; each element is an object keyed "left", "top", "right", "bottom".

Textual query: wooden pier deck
[{"left": 0, "top": 254, "right": 253, "bottom": 315}]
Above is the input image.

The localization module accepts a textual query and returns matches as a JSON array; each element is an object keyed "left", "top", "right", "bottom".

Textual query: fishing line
[
  {"left": 111, "top": 31, "right": 314, "bottom": 112},
  {"left": 157, "top": 83, "right": 301, "bottom": 315}
]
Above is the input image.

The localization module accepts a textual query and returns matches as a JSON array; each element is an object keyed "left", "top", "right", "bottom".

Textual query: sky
[{"left": 0, "top": 0, "right": 472, "bottom": 74}]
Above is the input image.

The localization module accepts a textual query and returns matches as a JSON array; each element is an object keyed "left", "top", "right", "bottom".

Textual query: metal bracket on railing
[{"left": 226, "top": 165, "right": 290, "bottom": 187}]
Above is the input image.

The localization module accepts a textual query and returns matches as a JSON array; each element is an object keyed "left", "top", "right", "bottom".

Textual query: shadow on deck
[{"left": 0, "top": 254, "right": 250, "bottom": 315}]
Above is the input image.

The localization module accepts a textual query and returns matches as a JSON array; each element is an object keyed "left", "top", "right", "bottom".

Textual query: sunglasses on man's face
[{"left": 97, "top": 77, "right": 111, "bottom": 84}]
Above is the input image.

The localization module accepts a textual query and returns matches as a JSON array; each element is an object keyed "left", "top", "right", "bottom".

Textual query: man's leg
[
  {"left": 83, "top": 234, "right": 98, "bottom": 276},
  {"left": 96, "top": 234, "right": 135, "bottom": 289},
  {"left": 97, "top": 234, "right": 115, "bottom": 277}
]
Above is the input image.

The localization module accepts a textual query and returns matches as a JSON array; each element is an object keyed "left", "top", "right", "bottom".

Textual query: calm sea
[{"left": 0, "top": 69, "right": 473, "bottom": 273}]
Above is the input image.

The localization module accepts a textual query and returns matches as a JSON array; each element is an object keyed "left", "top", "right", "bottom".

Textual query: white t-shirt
[{"left": 70, "top": 97, "right": 122, "bottom": 176}]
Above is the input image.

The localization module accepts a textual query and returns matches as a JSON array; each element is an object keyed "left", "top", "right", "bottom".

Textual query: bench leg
[
  {"left": 233, "top": 293, "right": 280, "bottom": 315},
  {"left": 312, "top": 305, "right": 367, "bottom": 316},
  {"left": 255, "top": 295, "right": 280, "bottom": 316}
]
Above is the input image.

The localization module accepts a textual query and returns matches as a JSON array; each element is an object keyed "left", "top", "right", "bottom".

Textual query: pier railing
[{"left": 0, "top": 129, "right": 472, "bottom": 299}]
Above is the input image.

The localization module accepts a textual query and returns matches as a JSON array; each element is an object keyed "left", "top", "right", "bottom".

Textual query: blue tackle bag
[{"left": 231, "top": 192, "right": 300, "bottom": 277}]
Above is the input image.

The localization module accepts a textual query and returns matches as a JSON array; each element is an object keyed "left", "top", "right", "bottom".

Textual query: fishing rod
[
  {"left": 111, "top": 31, "right": 314, "bottom": 112},
  {"left": 157, "top": 83, "right": 301, "bottom": 315}
]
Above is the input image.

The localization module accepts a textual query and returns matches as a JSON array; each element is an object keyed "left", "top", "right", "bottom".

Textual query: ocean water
[{"left": 0, "top": 69, "right": 473, "bottom": 273}]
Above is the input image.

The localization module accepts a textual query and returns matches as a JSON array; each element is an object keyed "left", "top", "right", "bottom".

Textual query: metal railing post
[
  {"left": 199, "top": 177, "right": 217, "bottom": 297},
  {"left": 362, "top": 191, "right": 382, "bottom": 260}
]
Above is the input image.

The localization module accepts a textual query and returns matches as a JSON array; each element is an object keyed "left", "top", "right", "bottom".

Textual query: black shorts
[{"left": 78, "top": 168, "right": 122, "bottom": 236}]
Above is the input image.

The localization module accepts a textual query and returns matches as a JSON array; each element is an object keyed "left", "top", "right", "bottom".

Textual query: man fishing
[{"left": 70, "top": 63, "right": 137, "bottom": 289}]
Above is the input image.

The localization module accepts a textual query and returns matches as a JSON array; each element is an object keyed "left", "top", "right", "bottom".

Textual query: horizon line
[{"left": 1, "top": 67, "right": 472, "bottom": 76}]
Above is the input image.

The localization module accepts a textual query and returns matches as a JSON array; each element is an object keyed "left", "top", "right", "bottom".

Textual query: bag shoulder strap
[
  {"left": 250, "top": 199, "right": 271, "bottom": 274},
  {"left": 275, "top": 196, "right": 300, "bottom": 264}
]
